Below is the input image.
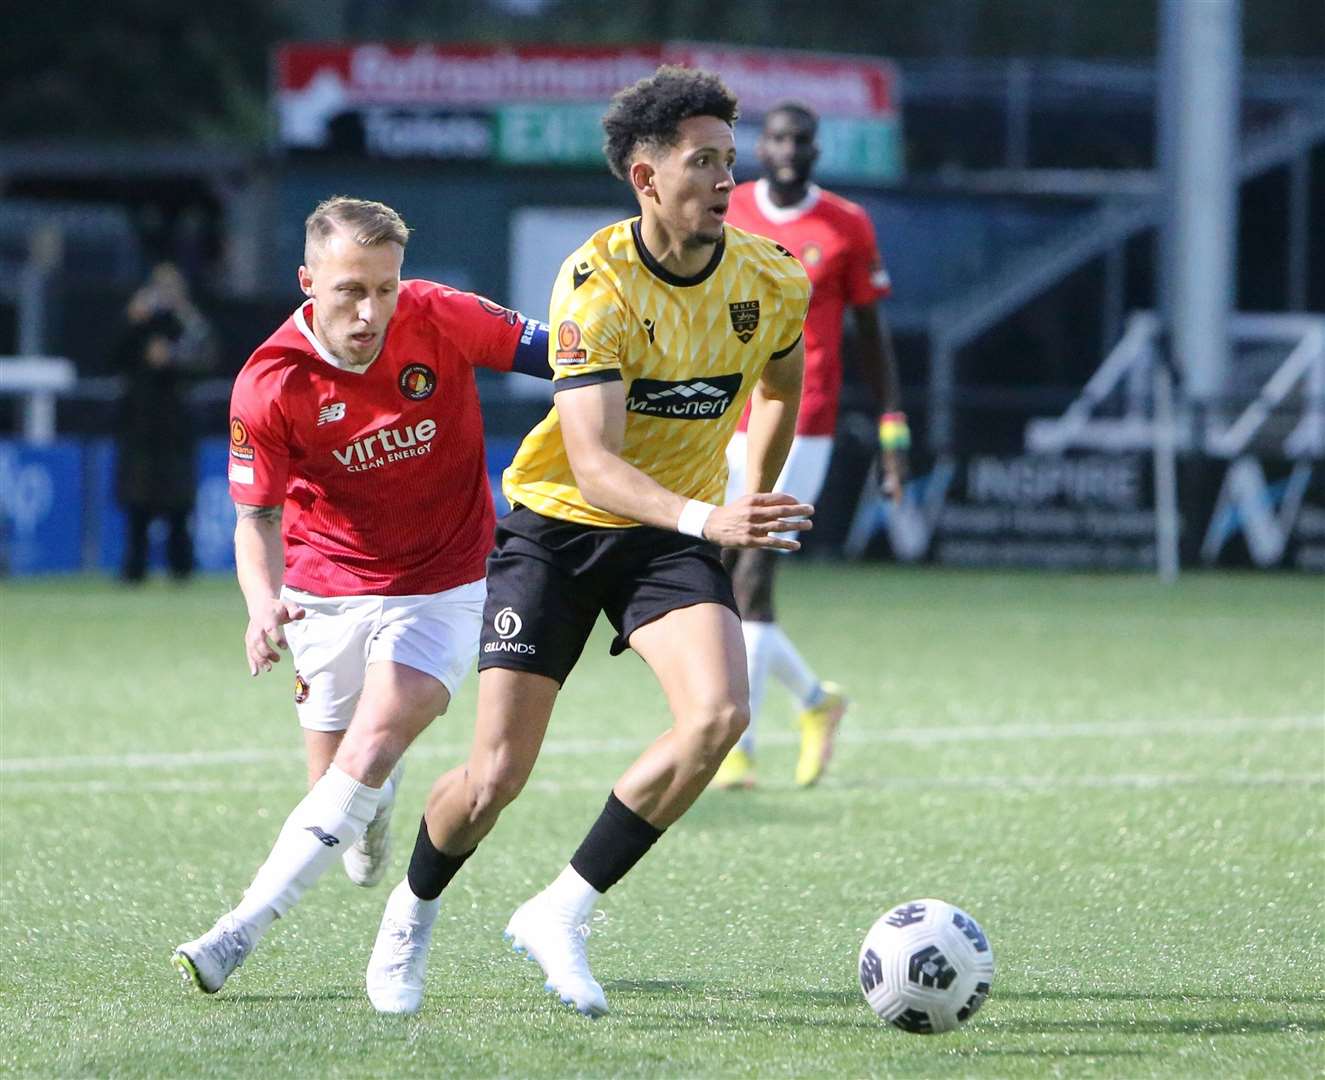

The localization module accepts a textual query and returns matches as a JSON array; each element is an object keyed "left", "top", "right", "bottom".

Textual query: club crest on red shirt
[{"left": 399, "top": 363, "right": 436, "bottom": 400}]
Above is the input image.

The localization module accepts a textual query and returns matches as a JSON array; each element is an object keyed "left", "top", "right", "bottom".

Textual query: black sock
[
  {"left": 569, "top": 791, "right": 664, "bottom": 893},
  {"left": 406, "top": 816, "right": 476, "bottom": 901}
]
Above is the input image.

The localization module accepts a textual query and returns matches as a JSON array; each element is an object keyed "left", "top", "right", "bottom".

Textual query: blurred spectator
[{"left": 114, "top": 262, "right": 216, "bottom": 583}]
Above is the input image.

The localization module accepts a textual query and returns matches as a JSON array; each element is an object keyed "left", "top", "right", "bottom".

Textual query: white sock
[
  {"left": 231, "top": 763, "right": 381, "bottom": 940},
  {"left": 390, "top": 878, "right": 440, "bottom": 925},
  {"left": 766, "top": 625, "right": 821, "bottom": 707},
  {"left": 541, "top": 865, "right": 601, "bottom": 924},
  {"left": 740, "top": 621, "right": 777, "bottom": 754},
  {"left": 370, "top": 760, "right": 403, "bottom": 824}
]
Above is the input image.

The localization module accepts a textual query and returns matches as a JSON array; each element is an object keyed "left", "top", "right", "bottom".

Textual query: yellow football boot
[
  {"left": 795, "top": 683, "right": 847, "bottom": 787},
  {"left": 711, "top": 746, "right": 756, "bottom": 790}
]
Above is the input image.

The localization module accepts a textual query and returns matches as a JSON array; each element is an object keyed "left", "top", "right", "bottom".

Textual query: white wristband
[{"left": 677, "top": 499, "right": 717, "bottom": 539}]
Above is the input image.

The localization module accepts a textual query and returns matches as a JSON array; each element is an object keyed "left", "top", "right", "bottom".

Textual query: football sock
[
  {"left": 765, "top": 624, "right": 822, "bottom": 707},
  {"left": 374, "top": 760, "right": 402, "bottom": 818},
  {"left": 231, "top": 763, "right": 381, "bottom": 940},
  {"left": 803, "top": 683, "right": 828, "bottom": 709},
  {"left": 569, "top": 791, "right": 664, "bottom": 894},
  {"left": 406, "top": 816, "right": 476, "bottom": 901},
  {"left": 540, "top": 864, "right": 602, "bottom": 924},
  {"left": 740, "top": 620, "right": 777, "bottom": 753}
]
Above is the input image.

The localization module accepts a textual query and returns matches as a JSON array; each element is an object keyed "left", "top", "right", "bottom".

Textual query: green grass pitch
[{"left": 1, "top": 566, "right": 1322, "bottom": 1078}]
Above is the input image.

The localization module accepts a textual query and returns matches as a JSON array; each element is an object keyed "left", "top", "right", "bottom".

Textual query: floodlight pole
[{"left": 1158, "top": 0, "right": 1241, "bottom": 430}]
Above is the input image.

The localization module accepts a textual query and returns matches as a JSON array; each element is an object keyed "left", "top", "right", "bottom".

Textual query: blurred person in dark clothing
[{"left": 114, "top": 262, "right": 215, "bottom": 583}]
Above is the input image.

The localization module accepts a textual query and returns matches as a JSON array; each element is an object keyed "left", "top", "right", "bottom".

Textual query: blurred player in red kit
[
  {"left": 171, "top": 196, "right": 550, "bottom": 994},
  {"left": 715, "top": 102, "right": 909, "bottom": 790}
]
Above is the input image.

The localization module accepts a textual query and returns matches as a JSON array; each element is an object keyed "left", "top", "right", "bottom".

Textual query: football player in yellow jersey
[{"left": 366, "top": 66, "right": 812, "bottom": 1017}]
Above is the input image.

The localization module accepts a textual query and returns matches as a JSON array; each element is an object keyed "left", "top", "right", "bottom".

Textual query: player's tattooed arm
[
  {"left": 235, "top": 502, "right": 282, "bottom": 523},
  {"left": 232, "top": 502, "right": 302, "bottom": 676}
]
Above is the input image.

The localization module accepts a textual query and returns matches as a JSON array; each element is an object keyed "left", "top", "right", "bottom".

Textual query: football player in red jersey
[
  {"left": 715, "top": 102, "right": 910, "bottom": 790},
  {"left": 171, "top": 197, "right": 551, "bottom": 995}
]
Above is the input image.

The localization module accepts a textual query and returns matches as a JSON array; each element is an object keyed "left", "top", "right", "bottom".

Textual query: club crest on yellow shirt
[{"left": 728, "top": 300, "right": 760, "bottom": 343}]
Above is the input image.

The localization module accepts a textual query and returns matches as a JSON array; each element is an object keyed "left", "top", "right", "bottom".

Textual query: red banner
[{"left": 276, "top": 42, "right": 897, "bottom": 117}]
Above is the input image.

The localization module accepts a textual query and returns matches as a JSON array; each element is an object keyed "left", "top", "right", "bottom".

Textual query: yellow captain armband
[{"left": 878, "top": 411, "right": 911, "bottom": 452}]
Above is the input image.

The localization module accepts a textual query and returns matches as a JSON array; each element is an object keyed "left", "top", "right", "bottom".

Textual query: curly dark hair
[{"left": 601, "top": 65, "right": 740, "bottom": 182}]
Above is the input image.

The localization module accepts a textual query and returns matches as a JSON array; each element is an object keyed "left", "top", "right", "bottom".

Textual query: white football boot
[
  {"left": 172, "top": 915, "right": 253, "bottom": 994},
  {"left": 366, "top": 879, "right": 440, "bottom": 1015},
  {"left": 344, "top": 760, "right": 403, "bottom": 887},
  {"left": 504, "top": 893, "right": 607, "bottom": 1017}
]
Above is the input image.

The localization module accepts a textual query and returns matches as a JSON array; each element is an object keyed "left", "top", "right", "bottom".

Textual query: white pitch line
[
  {"left": 2, "top": 769, "right": 1320, "bottom": 798},
  {"left": 536, "top": 770, "right": 1324, "bottom": 792},
  {"left": 0, "top": 714, "right": 1321, "bottom": 776}
]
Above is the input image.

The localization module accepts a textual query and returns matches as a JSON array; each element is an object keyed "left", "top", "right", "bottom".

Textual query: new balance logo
[
  {"left": 317, "top": 402, "right": 346, "bottom": 425},
  {"left": 625, "top": 374, "right": 742, "bottom": 420},
  {"left": 305, "top": 826, "right": 340, "bottom": 848}
]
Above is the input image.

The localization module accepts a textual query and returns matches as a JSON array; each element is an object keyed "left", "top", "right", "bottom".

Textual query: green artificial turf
[{"left": 1, "top": 566, "right": 1321, "bottom": 1078}]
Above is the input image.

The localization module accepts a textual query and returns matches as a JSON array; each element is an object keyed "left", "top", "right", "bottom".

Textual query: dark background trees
[{"left": 6, "top": 1, "right": 1321, "bottom": 145}]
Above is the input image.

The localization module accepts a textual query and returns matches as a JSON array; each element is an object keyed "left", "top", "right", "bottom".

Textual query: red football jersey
[
  {"left": 727, "top": 180, "right": 891, "bottom": 436},
  {"left": 228, "top": 279, "right": 535, "bottom": 596}
]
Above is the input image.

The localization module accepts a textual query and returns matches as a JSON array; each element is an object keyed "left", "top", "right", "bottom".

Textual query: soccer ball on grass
[{"left": 858, "top": 898, "right": 994, "bottom": 1034}]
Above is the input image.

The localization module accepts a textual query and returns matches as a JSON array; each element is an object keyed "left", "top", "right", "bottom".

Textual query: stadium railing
[
  {"left": 0, "top": 357, "right": 77, "bottom": 444},
  {"left": 1024, "top": 310, "right": 1325, "bottom": 579}
]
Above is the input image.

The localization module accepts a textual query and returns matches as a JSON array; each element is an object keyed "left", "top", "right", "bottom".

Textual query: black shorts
[{"left": 477, "top": 505, "right": 738, "bottom": 686}]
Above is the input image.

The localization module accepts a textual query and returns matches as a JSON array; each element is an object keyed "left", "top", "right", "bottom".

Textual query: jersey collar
[
  {"left": 294, "top": 300, "right": 375, "bottom": 374},
  {"left": 631, "top": 219, "right": 725, "bottom": 288},
  {"left": 753, "top": 178, "right": 822, "bottom": 225}
]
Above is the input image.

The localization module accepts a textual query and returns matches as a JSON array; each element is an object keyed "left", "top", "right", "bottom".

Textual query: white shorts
[
  {"left": 725, "top": 434, "right": 833, "bottom": 544},
  {"left": 281, "top": 579, "right": 486, "bottom": 733}
]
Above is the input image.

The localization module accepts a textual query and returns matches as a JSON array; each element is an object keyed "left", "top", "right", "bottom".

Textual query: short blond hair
[{"left": 304, "top": 196, "right": 411, "bottom": 265}]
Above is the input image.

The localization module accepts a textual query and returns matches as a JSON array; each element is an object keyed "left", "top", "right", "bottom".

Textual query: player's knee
[
  {"left": 688, "top": 699, "right": 749, "bottom": 758},
  {"left": 723, "top": 700, "right": 751, "bottom": 742},
  {"left": 334, "top": 729, "right": 403, "bottom": 788},
  {"left": 463, "top": 760, "right": 529, "bottom": 825}
]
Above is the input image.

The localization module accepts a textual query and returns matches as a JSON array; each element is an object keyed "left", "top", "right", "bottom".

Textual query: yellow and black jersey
[{"left": 503, "top": 218, "right": 811, "bottom": 528}]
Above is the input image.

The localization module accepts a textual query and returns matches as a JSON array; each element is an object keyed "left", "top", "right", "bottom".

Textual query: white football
[{"left": 858, "top": 898, "right": 994, "bottom": 1034}]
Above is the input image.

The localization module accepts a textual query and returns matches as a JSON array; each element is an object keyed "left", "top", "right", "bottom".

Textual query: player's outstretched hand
[
  {"left": 705, "top": 492, "right": 813, "bottom": 551},
  {"left": 244, "top": 598, "right": 306, "bottom": 676}
]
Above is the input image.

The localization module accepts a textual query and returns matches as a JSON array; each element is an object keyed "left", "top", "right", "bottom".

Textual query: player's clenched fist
[
  {"left": 244, "top": 598, "right": 306, "bottom": 676},
  {"left": 703, "top": 492, "right": 813, "bottom": 551}
]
